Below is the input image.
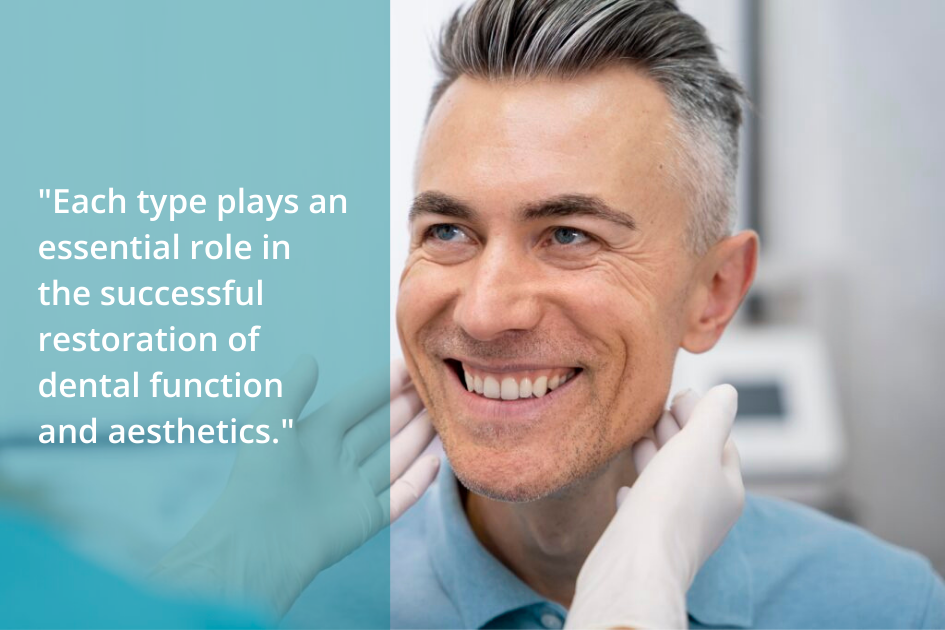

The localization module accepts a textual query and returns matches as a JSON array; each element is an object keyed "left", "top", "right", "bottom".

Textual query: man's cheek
[
  {"left": 427, "top": 410, "right": 450, "bottom": 439},
  {"left": 395, "top": 280, "right": 420, "bottom": 335},
  {"left": 603, "top": 355, "right": 670, "bottom": 446},
  {"left": 398, "top": 264, "right": 452, "bottom": 332},
  {"left": 396, "top": 281, "right": 432, "bottom": 362}
]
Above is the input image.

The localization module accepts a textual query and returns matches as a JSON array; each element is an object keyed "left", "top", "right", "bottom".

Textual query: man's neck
[{"left": 463, "top": 451, "right": 637, "bottom": 608}]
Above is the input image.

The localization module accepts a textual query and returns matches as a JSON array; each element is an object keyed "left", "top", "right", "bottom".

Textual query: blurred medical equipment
[{"left": 671, "top": 326, "right": 847, "bottom": 511}]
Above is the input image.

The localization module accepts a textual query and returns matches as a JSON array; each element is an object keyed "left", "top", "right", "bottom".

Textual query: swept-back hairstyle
[{"left": 429, "top": 0, "right": 745, "bottom": 253}]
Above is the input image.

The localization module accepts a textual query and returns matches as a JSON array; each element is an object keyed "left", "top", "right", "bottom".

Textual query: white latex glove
[
  {"left": 151, "top": 356, "right": 439, "bottom": 618},
  {"left": 565, "top": 385, "right": 745, "bottom": 630}
]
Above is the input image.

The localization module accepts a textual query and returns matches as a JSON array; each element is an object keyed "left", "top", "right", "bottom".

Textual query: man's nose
[{"left": 452, "top": 243, "right": 543, "bottom": 341}]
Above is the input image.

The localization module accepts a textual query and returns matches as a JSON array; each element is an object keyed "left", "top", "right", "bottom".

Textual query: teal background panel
[{"left": 0, "top": 1, "right": 390, "bottom": 627}]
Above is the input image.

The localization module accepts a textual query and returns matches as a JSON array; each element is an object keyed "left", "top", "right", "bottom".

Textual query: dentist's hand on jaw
[
  {"left": 151, "top": 356, "right": 439, "bottom": 619},
  {"left": 565, "top": 385, "right": 745, "bottom": 630}
]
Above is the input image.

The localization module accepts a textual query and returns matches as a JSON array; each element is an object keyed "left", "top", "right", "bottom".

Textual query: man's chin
[
  {"left": 452, "top": 465, "right": 553, "bottom": 503},
  {"left": 445, "top": 444, "right": 586, "bottom": 503}
]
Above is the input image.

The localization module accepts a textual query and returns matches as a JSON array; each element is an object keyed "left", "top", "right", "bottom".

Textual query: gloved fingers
[
  {"left": 341, "top": 405, "right": 390, "bottom": 465},
  {"left": 615, "top": 485, "right": 631, "bottom": 509},
  {"left": 360, "top": 444, "right": 389, "bottom": 495},
  {"left": 389, "top": 385, "right": 423, "bottom": 438},
  {"left": 653, "top": 409, "right": 681, "bottom": 447},
  {"left": 390, "top": 358, "right": 413, "bottom": 397},
  {"left": 382, "top": 454, "right": 440, "bottom": 524},
  {"left": 685, "top": 384, "right": 738, "bottom": 452},
  {"left": 343, "top": 388, "right": 424, "bottom": 463},
  {"left": 389, "top": 411, "right": 435, "bottom": 483},
  {"left": 359, "top": 410, "right": 435, "bottom": 494},
  {"left": 721, "top": 439, "right": 744, "bottom": 491},
  {"left": 670, "top": 388, "right": 699, "bottom": 428},
  {"left": 631, "top": 436, "right": 658, "bottom": 474},
  {"left": 315, "top": 363, "right": 391, "bottom": 435},
  {"left": 250, "top": 355, "right": 319, "bottom": 429}
]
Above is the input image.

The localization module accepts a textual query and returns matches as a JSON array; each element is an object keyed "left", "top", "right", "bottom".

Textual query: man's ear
[{"left": 681, "top": 230, "right": 759, "bottom": 354}]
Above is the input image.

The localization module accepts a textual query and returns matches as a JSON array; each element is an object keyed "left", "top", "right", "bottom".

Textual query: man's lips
[{"left": 444, "top": 358, "right": 582, "bottom": 401}]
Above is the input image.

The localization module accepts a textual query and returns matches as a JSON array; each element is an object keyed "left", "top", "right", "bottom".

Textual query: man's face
[{"left": 397, "top": 67, "right": 700, "bottom": 501}]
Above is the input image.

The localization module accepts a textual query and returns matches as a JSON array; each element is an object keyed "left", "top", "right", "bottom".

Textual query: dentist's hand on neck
[{"left": 565, "top": 385, "right": 745, "bottom": 630}]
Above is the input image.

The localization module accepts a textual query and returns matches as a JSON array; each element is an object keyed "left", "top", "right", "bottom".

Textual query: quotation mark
[
  {"left": 282, "top": 418, "right": 294, "bottom": 428},
  {"left": 39, "top": 189, "right": 51, "bottom": 198}
]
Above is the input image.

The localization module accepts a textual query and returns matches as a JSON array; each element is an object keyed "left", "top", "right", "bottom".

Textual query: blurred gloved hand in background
[{"left": 151, "top": 356, "right": 438, "bottom": 618}]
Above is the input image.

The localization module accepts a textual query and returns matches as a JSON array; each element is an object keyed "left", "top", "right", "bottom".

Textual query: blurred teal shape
[
  {"left": 0, "top": 0, "right": 391, "bottom": 433},
  {"left": 151, "top": 357, "right": 400, "bottom": 617},
  {"left": 0, "top": 0, "right": 391, "bottom": 627},
  {"left": 0, "top": 505, "right": 265, "bottom": 629}
]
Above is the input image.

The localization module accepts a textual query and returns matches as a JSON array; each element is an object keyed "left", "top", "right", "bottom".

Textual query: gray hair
[{"left": 428, "top": 0, "right": 745, "bottom": 254}]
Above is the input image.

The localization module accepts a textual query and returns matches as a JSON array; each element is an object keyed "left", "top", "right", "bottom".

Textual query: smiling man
[
  {"left": 391, "top": 1, "right": 945, "bottom": 628},
  {"left": 397, "top": 64, "right": 750, "bottom": 507}
]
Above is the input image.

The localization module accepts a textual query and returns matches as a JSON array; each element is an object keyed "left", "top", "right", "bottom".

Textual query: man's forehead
[
  {"left": 415, "top": 67, "right": 679, "bottom": 218},
  {"left": 429, "top": 67, "right": 669, "bottom": 132}
]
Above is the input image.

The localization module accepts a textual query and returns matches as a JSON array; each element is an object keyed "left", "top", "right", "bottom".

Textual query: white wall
[
  {"left": 760, "top": 0, "right": 945, "bottom": 572},
  {"left": 390, "top": 0, "right": 462, "bottom": 359}
]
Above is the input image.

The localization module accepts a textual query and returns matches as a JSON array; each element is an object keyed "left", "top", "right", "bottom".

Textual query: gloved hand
[
  {"left": 565, "top": 385, "right": 745, "bottom": 630},
  {"left": 151, "top": 356, "right": 439, "bottom": 618}
]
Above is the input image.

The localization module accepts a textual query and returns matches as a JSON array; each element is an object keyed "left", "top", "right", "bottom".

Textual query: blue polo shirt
[{"left": 389, "top": 460, "right": 945, "bottom": 629}]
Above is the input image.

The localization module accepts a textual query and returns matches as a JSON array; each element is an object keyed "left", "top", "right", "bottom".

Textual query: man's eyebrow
[
  {"left": 409, "top": 191, "right": 637, "bottom": 231},
  {"left": 409, "top": 191, "right": 475, "bottom": 222},
  {"left": 521, "top": 194, "right": 637, "bottom": 230}
]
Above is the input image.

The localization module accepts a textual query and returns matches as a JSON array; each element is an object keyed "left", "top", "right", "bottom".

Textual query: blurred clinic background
[{"left": 389, "top": 0, "right": 945, "bottom": 574}]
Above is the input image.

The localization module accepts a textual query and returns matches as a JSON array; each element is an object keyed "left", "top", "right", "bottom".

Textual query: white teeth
[
  {"left": 519, "top": 377, "right": 532, "bottom": 398},
  {"left": 501, "top": 378, "right": 519, "bottom": 400},
  {"left": 483, "top": 376, "right": 501, "bottom": 399},
  {"left": 461, "top": 366, "right": 575, "bottom": 400}
]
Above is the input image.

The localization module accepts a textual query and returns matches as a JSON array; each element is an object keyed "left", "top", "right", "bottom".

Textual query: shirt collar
[{"left": 427, "top": 459, "right": 754, "bottom": 629}]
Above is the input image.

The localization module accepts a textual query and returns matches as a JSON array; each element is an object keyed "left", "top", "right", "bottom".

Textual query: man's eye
[
  {"left": 551, "top": 227, "right": 590, "bottom": 245},
  {"left": 428, "top": 224, "right": 464, "bottom": 242}
]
